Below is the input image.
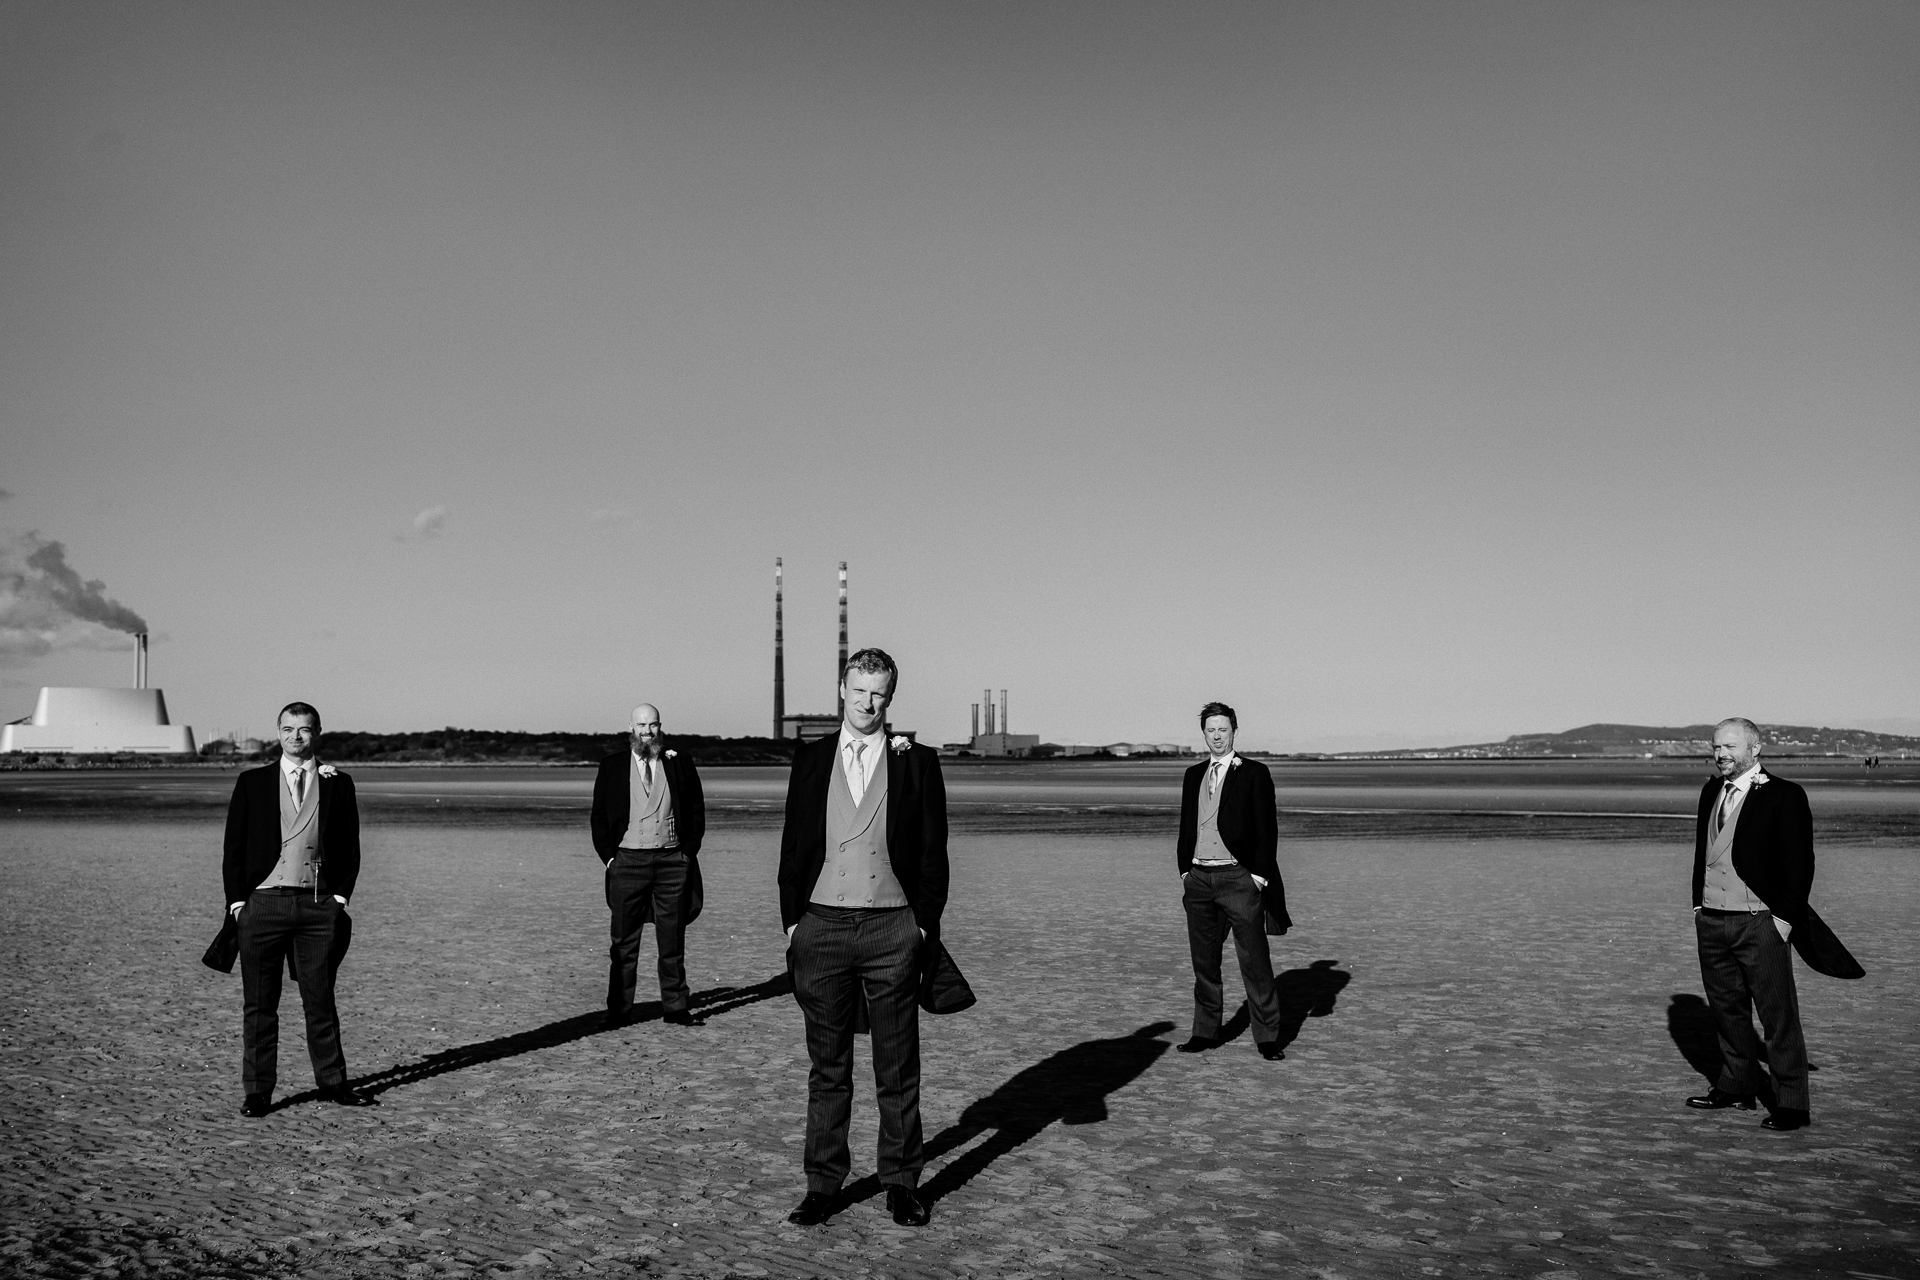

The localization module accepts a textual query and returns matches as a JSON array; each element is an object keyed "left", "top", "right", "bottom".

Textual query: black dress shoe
[
  {"left": 1686, "top": 1088, "right": 1757, "bottom": 1111},
  {"left": 787, "top": 1192, "right": 836, "bottom": 1226},
  {"left": 1175, "top": 1036, "right": 1218, "bottom": 1054},
  {"left": 1761, "top": 1108, "right": 1810, "bottom": 1131},
  {"left": 886, "top": 1186, "right": 930, "bottom": 1227},
  {"left": 662, "top": 1010, "right": 704, "bottom": 1027},
  {"left": 319, "top": 1084, "right": 374, "bottom": 1107},
  {"left": 241, "top": 1093, "right": 271, "bottom": 1118},
  {"left": 1255, "top": 1041, "right": 1284, "bottom": 1061}
]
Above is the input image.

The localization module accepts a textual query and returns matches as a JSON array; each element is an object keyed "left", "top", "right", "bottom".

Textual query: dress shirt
[
  {"left": 281, "top": 754, "right": 316, "bottom": 804},
  {"left": 837, "top": 724, "right": 886, "bottom": 806}
]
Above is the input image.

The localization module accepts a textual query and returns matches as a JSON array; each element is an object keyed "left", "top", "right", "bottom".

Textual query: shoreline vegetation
[{"left": 4, "top": 717, "right": 1918, "bottom": 770}]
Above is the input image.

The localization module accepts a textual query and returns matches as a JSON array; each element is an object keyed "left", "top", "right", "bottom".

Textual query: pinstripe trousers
[
  {"left": 790, "top": 904, "right": 924, "bottom": 1193},
  {"left": 1696, "top": 909, "right": 1810, "bottom": 1111}
]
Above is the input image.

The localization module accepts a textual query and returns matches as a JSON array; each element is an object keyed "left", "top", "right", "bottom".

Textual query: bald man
[{"left": 591, "top": 704, "right": 706, "bottom": 1029}]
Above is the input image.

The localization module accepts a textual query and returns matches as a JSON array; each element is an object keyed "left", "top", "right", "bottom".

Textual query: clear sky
[{"left": 3, "top": 1, "right": 1915, "bottom": 752}]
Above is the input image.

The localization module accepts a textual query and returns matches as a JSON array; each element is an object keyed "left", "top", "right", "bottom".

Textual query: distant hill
[{"left": 1343, "top": 722, "right": 1920, "bottom": 759}]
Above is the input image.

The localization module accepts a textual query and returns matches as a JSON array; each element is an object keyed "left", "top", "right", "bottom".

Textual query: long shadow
[
  {"left": 1209, "top": 958, "right": 1352, "bottom": 1051},
  {"left": 274, "top": 972, "right": 793, "bottom": 1111},
  {"left": 1667, "top": 992, "right": 1723, "bottom": 1083},
  {"left": 836, "top": 1021, "right": 1176, "bottom": 1211}
]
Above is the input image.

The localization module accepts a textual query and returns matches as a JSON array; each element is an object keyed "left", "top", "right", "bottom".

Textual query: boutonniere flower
[
  {"left": 890, "top": 736, "right": 911, "bottom": 754},
  {"left": 1750, "top": 773, "right": 1768, "bottom": 788},
  {"left": 665, "top": 749, "right": 678, "bottom": 759},
  {"left": 317, "top": 763, "right": 339, "bottom": 779},
  {"left": 1229, "top": 757, "right": 1241, "bottom": 768}
]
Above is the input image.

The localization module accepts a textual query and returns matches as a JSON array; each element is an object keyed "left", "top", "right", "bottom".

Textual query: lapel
[{"left": 314, "top": 768, "right": 330, "bottom": 839}]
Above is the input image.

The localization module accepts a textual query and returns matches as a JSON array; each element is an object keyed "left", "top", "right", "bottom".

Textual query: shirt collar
[
  {"left": 839, "top": 724, "right": 885, "bottom": 755},
  {"left": 1724, "top": 763, "right": 1763, "bottom": 791},
  {"left": 1207, "top": 752, "right": 1237, "bottom": 771},
  {"left": 281, "top": 754, "right": 313, "bottom": 778}
]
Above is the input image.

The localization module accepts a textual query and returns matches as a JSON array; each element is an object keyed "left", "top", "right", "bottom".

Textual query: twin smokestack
[
  {"left": 772, "top": 558, "right": 848, "bottom": 737},
  {"left": 970, "top": 689, "right": 1009, "bottom": 737}
]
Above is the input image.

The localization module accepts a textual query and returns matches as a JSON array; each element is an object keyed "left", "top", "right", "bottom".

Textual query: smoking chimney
[
  {"left": 136, "top": 632, "right": 148, "bottom": 689},
  {"left": 970, "top": 703, "right": 979, "bottom": 738},
  {"left": 773, "top": 559, "right": 785, "bottom": 738},
  {"left": 999, "top": 689, "right": 1009, "bottom": 736},
  {"left": 836, "top": 561, "right": 849, "bottom": 716}
]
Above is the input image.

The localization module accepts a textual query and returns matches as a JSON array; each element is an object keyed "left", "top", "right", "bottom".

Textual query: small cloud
[
  {"left": 585, "top": 507, "right": 634, "bottom": 523},
  {"left": 397, "top": 506, "right": 449, "bottom": 541}
]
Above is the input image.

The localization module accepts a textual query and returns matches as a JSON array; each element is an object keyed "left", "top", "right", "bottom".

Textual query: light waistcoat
[
  {"left": 260, "top": 769, "right": 323, "bottom": 890},
  {"left": 811, "top": 749, "right": 909, "bottom": 908},
  {"left": 1193, "top": 760, "right": 1235, "bottom": 865},
  {"left": 621, "top": 753, "right": 678, "bottom": 849},
  {"left": 1701, "top": 779, "right": 1767, "bottom": 912}
]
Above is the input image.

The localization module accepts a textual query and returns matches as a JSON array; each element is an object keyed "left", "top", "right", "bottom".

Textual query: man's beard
[{"left": 633, "top": 736, "right": 664, "bottom": 759}]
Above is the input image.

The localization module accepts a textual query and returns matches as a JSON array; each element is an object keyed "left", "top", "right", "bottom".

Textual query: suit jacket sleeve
[
  {"left": 1174, "top": 764, "right": 1201, "bottom": 874},
  {"left": 911, "top": 746, "right": 950, "bottom": 941},
  {"left": 676, "top": 756, "right": 705, "bottom": 857},
  {"left": 590, "top": 754, "right": 620, "bottom": 863},
  {"left": 325, "top": 774, "right": 361, "bottom": 901},
  {"left": 777, "top": 739, "right": 824, "bottom": 932},
  {"left": 1689, "top": 780, "right": 1715, "bottom": 910},
  {"left": 222, "top": 771, "right": 253, "bottom": 904},
  {"left": 1248, "top": 763, "right": 1279, "bottom": 881}
]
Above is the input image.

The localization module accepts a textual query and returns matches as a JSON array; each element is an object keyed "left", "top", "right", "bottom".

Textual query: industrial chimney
[
  {"left": 836, "top": 561, "right": 848, "bottom": 715},
  {"left": 773, "top": 559, "right": 785, "bottom": 738},
  {"left": 970, "top": 703, "right": 979, "bottom": 738},
  {"left": 135, "top": 632, "right": 148, "bottom": 689},
  {"left": 999, "top": 689, "right": 1009, "bottom": 736},
  {"left": 983, "top": 688, "right": 994, "bottom": 735}
]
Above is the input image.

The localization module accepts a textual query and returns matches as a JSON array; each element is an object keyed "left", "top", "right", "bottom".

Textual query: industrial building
[
  {"left": 1, "top": 633, "right": 196, "bottom": 754},
  {"left": 964, "top": 687, "right": 1039, "bottom": 756}
]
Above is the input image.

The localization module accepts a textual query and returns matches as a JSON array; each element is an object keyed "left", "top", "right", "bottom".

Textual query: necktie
[
  {"left": 294, "top": 768, "right": 306, "bottom": 806},
  {"left": 849, "top": 742, "right": 867, "bottom": 805},
  {"left": 1717, "top": 781, "right": 1736, "bottom": 832},
  {"left": 644, "top": 758, "right": 654, "bottom": 791},
  {"left": 1207, "top": 762, "right": 1220, "bottom": 797}
]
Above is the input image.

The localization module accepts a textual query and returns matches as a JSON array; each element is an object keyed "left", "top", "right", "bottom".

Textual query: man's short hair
[
  {"left": 1715, "top": 717, "right": 1762, "bottom": 748},
  {"left": 842, "top": 647, "right": 898, "bottom": 691},
  {"left": 1199, "top": 701, "right": 1237, "bottom": 730},
  {"left": 278, "top": 701, "right": 322, "bottom": 731}
]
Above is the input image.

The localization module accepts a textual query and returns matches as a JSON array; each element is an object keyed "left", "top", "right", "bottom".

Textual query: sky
[{"left": 2, "top": 1, "right": 1915, "bottom": 752}]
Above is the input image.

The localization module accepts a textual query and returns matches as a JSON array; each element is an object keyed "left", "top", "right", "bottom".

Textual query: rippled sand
[{"left": 2, "top": 811, "right": 1915, "bottom": 1278}]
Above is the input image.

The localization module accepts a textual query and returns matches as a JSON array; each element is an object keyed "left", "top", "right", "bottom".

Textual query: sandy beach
[{"left": 2, "top": 766, "right": 1917, "bottom": 1277}]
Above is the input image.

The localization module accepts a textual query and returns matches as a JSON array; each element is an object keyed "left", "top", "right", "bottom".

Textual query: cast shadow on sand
[
  {"left": 272, "top": 972, "right": 794, "bottom": 1112},
  {"left": 1210, "top": 958, "right": 1353, "bottom": 1050},
  {"left": 834, "top": 1020, "right": 1178, "bottom": 1214},
  {"left": 1666, "top": 993, "right": 1724, "bottom": 1084}
]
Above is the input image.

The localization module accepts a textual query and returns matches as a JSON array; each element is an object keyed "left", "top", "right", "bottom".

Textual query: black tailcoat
[
  {"left": 590, "top": 747, "right": 706, "bottom": 924},
  {"left": 1176, "top": 755, "right": 1290, "bottom": 934},
  {"left": 222, "top": 764, "right": 361, "bottom": 904},
  {"left": 777, "top": 734, "right": 950, "bottom": 941}
]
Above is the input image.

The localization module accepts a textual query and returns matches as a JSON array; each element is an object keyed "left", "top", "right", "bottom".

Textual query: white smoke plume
[{"left": 0, "top": 532, "right": 149, "bottom": 663}]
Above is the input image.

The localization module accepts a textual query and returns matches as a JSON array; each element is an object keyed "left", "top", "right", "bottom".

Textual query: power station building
[
  {"left": 966, "top": 687, "right": 1039, "bottom": 756},
  {"left": 1, "top": 634, "right": 196, "bottom": 754}
]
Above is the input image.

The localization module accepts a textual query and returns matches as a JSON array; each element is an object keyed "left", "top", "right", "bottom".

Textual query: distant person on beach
[
  {"left": 590, "top": 703, "right": 706, "bottom": 1029},
  {"left": 1175, "top": 701, "right": 1291, "bottom": 1060},
  {"left": 223, "top": 702, "right": 371, "bottom": 1116},
  {"left": 1687, "top": 717, "right": 1842, "bottom": 1131},
  {"left": 778, "top": 648, "right": 949, "bottom": 1228}
]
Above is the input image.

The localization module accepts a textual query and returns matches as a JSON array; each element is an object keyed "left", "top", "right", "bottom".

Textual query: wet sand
[{"left": 2, "top": 805, "right": 1916, "bottom": 1278}]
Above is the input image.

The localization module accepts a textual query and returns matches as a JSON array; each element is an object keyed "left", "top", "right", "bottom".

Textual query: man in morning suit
[
  {"left": 1176, "top": 702, "right": 1291, "bottom": 1060},
  {"left": 779, "top": 648, "right": 948, "bottom": 1228},
  {"left": 590, "top": 703, "right": 706, "bottom": 1029},
  {"left": 223, "top": 702, "right": 371, "bottom": 1117},
  {"left": 1686, "top": 717, "right": 1817, "bottom": 1130}
]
